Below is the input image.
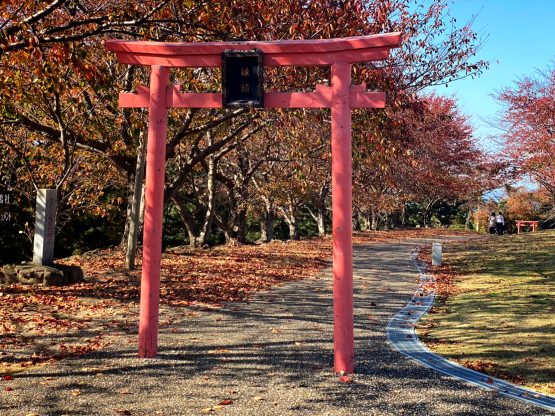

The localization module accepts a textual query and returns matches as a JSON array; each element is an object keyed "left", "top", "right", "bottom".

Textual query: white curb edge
[{"left": 385, "top": 247, "right": 555, "bottom": 412}]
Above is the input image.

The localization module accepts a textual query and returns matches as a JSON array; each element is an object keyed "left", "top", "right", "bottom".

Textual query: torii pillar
[{"left": 106, "top": 33, "right": 401, "bottom": 374}]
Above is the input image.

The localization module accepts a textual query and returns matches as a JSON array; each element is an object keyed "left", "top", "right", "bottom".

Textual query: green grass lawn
[{"left": 418, "top": 230, "right": 555, "bottom": 395}]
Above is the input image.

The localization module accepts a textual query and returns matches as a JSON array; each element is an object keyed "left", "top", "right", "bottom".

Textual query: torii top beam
[
  {"left": 106, "top": 33, "right": 402, "bottom": 110},
  {"left": 105, "top": 33, "right": 402, "bottom": 67}
]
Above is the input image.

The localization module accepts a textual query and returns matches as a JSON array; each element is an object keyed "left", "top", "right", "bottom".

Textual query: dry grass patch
[{"left": 419, "top": 230, "right": 555, "bottom": 395}]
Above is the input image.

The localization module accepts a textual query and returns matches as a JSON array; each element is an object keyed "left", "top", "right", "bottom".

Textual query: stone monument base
[{"left": 0, "top": 263, "right": 83, "bottom": 286}]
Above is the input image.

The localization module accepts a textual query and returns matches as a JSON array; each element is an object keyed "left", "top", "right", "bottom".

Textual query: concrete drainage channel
[{"left": 385, "top": 247, "right": 555, "bottom": 412}]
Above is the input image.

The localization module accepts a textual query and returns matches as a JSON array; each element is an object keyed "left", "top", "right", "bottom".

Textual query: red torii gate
[{"left": 106, "top": 33, "right": 401, "bottom": 374}]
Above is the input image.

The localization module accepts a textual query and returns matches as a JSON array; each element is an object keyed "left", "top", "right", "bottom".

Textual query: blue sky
[{"left": 431, "top": 0, "right": 555, "bottom": 151}]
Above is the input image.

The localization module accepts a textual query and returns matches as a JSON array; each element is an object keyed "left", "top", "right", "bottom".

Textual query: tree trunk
[
  {"left": 286, "top": 216, "right": 298, "bottom": 240},
  {"left": 307, "top": 206, "right": 326, "bottom": 236},
  {"left": 125, "top": 133, "right": 146, "bottom": 271},
  {"left": 259, "top": 198, "right": 274, "bottom": 243},
  {"left": 359, "top": 211, "right": 369, "bottom": 231},
  {"left": 196, "top": 134, "right": 217, "bottom": 248},
  {"left": 172, "top": 195, "right": 197, "bottom": 248},
  {"left": 352, "top": 210, "right": 361, "bottom": 231},
  {"left": 280, "top": 201, "right": 299, "bottom": 240},
  {"left": 259, "top": 213, "right": 272, "bottom": 242},
  {"left": 370, "top": 209, "right": 378, "bottom": 230},
  {"left": 233, "top": 208, "right": 248, "bottom": 244},
  {"left": 422, "top": 200, "right": 437, "bottom": 227},
  {"left": 316, "top": 183, "right": 329, "bottom": 235},
  {"left": 138, "top": 185, "right": 145, "bottom": 240},
  {"left": 316, "top": 206, "right": 326, "bottom": 235},
  {"left": 465, "top": 205, "right": 472, "bottom": 229}
]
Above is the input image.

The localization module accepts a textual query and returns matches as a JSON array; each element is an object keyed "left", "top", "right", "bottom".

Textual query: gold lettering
[
  {"left": 240, "top": 83, "right": 250, "bottom": 93},
  {"left": 240, "top": 67, "right": 250, "bottom": 77}
]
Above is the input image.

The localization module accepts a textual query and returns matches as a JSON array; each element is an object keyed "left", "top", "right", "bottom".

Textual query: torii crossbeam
[{"left": 106, "top": 33, "right": 401, "bottom": 374}]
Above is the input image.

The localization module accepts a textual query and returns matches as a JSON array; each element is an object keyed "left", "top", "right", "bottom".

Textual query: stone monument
[{"left": 32, "top": 188, "right": 57, "bottom": 265}]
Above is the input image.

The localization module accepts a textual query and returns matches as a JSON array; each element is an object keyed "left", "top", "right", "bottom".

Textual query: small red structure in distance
[{"left": 515, "top": 220, "right": 539, "bottom": 234}]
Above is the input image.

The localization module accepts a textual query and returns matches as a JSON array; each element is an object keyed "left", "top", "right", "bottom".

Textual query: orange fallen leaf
[
  {"left": 339, "top": 375, "right": 352, "bottom": 383},
  {"left": 5, "top": 387, "right": 13, "bottom": 391},
  {"left": 208, "top": 349, "right": 230, "bottom": 354},
  {"left": 71, "top": 389, "right": 81, "bottom": 396},
  {"left": 3, "top": 375, "right": 13, "bottom": 381},
  {"left": 218, "top": 399, "right": 233, "bottom": 406}
]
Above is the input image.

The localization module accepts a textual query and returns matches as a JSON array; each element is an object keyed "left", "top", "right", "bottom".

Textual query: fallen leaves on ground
[
  {"left": 417, "top": 245, "right": 460, "bottom": 306},
  {"left": 0, "top": 229, "right": 466, "bottom": 375},
  {"left": 467, "top": 360, "right": 527, "bottom": 386},
  {"left": 0, "top": 238, "right": 332, "bottom": 374},
  {"left": 202, "top": 399, "right": 233, "bottom": 413}
]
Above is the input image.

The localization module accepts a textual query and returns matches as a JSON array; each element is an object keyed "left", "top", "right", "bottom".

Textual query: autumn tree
[
  {"left": 497, "top": 67, "right": 555, "bottom": 202},
  {"left": 402, "top": 95, "right": 487, "bottom": 226},
  {"left": 0, "top": 0, "right": 493, "bottom": 264},
  {"left": 504, "top": 186, "right": 553, "bottom": 229}
]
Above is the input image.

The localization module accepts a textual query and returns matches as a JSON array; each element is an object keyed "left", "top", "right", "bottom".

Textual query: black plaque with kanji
[{"left": 222, "top": 49, "right": 264, "bottom": 108}]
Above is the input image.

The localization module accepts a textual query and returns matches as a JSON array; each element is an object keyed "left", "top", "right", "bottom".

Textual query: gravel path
[{"left": 2, "top": 238, "right": 552, "bottom": 416}]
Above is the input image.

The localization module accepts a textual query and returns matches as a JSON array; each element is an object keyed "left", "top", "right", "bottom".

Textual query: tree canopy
[{"left": 0, "top": 0, "right": 497, "bottom": 262}]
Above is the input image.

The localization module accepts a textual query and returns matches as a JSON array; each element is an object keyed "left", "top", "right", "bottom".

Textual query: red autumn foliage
[{"left": 497, "top": 67, "right": 555, "bottom": 200}]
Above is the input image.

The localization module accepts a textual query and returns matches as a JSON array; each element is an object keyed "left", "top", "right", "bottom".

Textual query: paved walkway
[{"left": 2, "top": 239, "right": 552, "bottom": 415}]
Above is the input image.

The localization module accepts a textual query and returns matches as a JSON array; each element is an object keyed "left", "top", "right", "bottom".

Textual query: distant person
[
  {"left": 488, "top": 211, "right": 497, "bottom": 235},
  {"left": 495, "top": 212, "right": 505, "bottom": 235}
]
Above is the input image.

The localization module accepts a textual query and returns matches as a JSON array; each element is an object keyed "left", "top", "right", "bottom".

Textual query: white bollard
[{"left": 432, "top": 242, "right": 442, "bottom": 266}]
